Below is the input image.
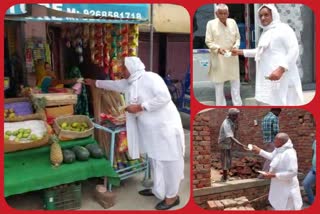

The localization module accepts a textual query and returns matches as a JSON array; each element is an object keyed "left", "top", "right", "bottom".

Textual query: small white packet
[{"left": 224, "top": 51, "right": 232, "bottom": 58}]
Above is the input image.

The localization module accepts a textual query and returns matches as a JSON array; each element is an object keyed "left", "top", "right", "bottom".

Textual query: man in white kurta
[
  {"left": 232, "top": 4, "right": 304, "bottom": 105},
  {"left": 252, "top": 133, "right": 303, "bottom": 210},
  {"left": 85, "top": 57, "right": 185, "bottom": 210},
  {"left": 205, "top": 4, "right": 242, "bottom": 106}
]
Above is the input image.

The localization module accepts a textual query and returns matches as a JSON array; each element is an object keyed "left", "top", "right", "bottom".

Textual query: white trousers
[
  {"left": 285, "top": 197, "right": 295, "bottom": 210},
  {"left": 257, "top": 86, "right": 304, "bottom": 106},
  {"left": 284, "top": 197, "right": 301, "bottom": 210},
  {"left": 271, "top": 196, "right": 302, "bottom": 210},
  {"left": 287, "top": 87, "right": 304, "bottom": 105},
  {"left": 215, "top": 79, "right": 242, "bottom": 106},
  {"left": 150, "top": 157, "right": 184, "bottom": 199}
]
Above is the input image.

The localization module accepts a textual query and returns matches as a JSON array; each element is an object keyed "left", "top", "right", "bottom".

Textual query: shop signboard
[
  {"left": 6, "top": 4, "right": 27, "bottom": 15},
  {"left": 6, "top": 4, "right": 150, "bottom": 23}
]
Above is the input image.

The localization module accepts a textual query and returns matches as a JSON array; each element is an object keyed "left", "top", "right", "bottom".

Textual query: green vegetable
[
  {"left": 85, "top": 144, "right": 104, "bottom": 159},
  {"left": 62, "top": 149, "right": 76, "bottom": 164},
  {"left": 72, "top": 146, "right": 90, "bottom": 161}
]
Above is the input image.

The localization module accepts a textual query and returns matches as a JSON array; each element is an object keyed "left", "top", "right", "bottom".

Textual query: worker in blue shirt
[
  {"left": 259, "top": 108, "right": 281, "bottom": 178},
  {"left": 302, "top": 140, "right": 316, "bottom": 204}
]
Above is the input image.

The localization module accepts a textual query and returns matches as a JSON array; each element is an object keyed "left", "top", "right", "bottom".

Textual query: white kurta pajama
[
  {"left": 205, "top": 18, "right": 242, "bottom": 106},
  {"left": 259, "top": 139, "right": 302, "bottom": 210},
  {"left": 243, "top": 4, "right": 304, "bottom": 105},
  {"left": 95, "top": 57, "right": 185, "bottom": 200}
]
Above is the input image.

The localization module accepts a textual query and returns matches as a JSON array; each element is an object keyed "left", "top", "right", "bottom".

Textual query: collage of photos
[
  {"left": 2, "top": 2, "right": 317, "bottom": 213},
  {"left": 192, "top": 3, "right": 316, "bottom": 211}
]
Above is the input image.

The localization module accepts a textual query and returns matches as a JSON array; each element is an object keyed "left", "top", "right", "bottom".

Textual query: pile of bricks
[
  {"left": 212, "top": 154, "right": 263, "bottom": 179},
  {"left": 207, "top": 196, "right": 255, "bottom": 210}
]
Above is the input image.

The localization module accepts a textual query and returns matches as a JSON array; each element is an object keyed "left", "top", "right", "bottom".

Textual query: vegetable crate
[
  {"left": 43, "top": 182, "right": 81, "bottom": 210},
  {"left": 53, "top": 115, "right": 94, "bottom": 141},
  {"left": 45, "top": 104, "right": 74, "bottom": 125},
  {"left": 4, "top": 97, "right": 46, "bottom": 122}
]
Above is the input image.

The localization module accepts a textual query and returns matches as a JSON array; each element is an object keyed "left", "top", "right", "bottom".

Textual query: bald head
[{"left": 274, "top": 133, "right": 289, "bottom": 148}]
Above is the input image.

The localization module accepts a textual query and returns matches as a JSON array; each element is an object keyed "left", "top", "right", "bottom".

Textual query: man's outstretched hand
[
  {"left": 252, "top": 145, "right": 261, "bottom": 154},
  {"left": 263, "top": 172, "right": 276, "bottom": 179}
]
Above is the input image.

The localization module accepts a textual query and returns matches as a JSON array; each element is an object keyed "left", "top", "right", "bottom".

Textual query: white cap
[{"left": 228, "top": 108, "right": 240, "bottom": 115}]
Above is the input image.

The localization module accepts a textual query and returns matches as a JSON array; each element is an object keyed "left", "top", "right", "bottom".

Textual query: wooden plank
[{"left": 32, "top": 93, "right": 77, "bottom": 106}]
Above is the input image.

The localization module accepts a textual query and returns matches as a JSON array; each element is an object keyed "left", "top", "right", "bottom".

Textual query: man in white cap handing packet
[{"left": 85, "top": 56, "right": 185, "bottom": 210}]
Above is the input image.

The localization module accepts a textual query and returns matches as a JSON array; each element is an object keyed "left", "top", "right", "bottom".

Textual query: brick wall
[
  {"left": 193, "top": 110, "right": 212, "bottom": 189},
  {"left": 193, "top": 108, "right": 316, "bottom": 190},
  {"left": 194, "top": 180, "right": 270, "bottom": 209},
  {"left": 207, "top": 108, "right": 315, "bottom": 174}
]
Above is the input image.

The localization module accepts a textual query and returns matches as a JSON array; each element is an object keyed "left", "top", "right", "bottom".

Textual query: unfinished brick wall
[
  {"left": 193, "top": 110, "right": 212, "bottom": 189},
  {"left": 194, "top": 183, "right": 269, "bottom": 209},
  {"left": 205, "top": 108, "right": 315, "bottom": 174},
  {"left": 207, "top": 196, "right": 254, "bottom": 210}
]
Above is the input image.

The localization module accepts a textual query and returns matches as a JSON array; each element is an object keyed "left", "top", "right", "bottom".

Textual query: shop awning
[{"left": 5, "top": 3, "right": 150, "bottom": 24}]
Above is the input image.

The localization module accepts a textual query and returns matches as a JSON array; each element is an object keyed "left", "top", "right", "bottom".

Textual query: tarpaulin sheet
[{"left": 4, "top": 137, "right": 119, "bottom": 197}]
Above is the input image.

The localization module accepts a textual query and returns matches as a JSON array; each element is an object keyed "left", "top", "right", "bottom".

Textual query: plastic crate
[
  {"left": 4, "top": 97, "right": 46, "bottom": 122},
  {"left": 43, "top": 182, "right": 81, "bottom": 210}
]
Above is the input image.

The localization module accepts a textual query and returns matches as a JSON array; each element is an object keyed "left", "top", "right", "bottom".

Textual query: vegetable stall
[{"left": 4, "top": 3, "right": 150, "bottom": 210}]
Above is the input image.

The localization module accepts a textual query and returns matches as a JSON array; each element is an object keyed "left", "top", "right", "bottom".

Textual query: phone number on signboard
[{"left": 83, "top": 10, "right": 143, "bottom": 19}]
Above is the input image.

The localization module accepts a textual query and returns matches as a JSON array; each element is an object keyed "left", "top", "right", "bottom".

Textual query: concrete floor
[
  {"left": 193, "top": 81, "right": 315, "bottom": 106},
  {"left": 6, "top": 117, "right": 190, "bottom": 211}
]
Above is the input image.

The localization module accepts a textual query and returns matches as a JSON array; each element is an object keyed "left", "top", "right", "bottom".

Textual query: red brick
[
  {"left": 195, "top": 136, "right": 203, "bottom": 141},
  {"left": 214, "top": 200, "right": 224, "bottom": 210},
  {"left": 199, "top": 141, "right": 210, "bottom": 146},
  {"left": 207, "top": 200, "right": 217, "bottom": 210},
  {"left": 203, "top": 136, "right": 211, "bottom": 141},
  {"left": 194, "top": 116, "right": 202, "bottom": 122},
  {"left": 194, "top": 126, "right": 203, "bottom": 131},
  {"left": 200, "top": 131, "right": 210, "bottom": 136},
  {"left": 201, "top": 116, "right": 210, "bottom": 122}
]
